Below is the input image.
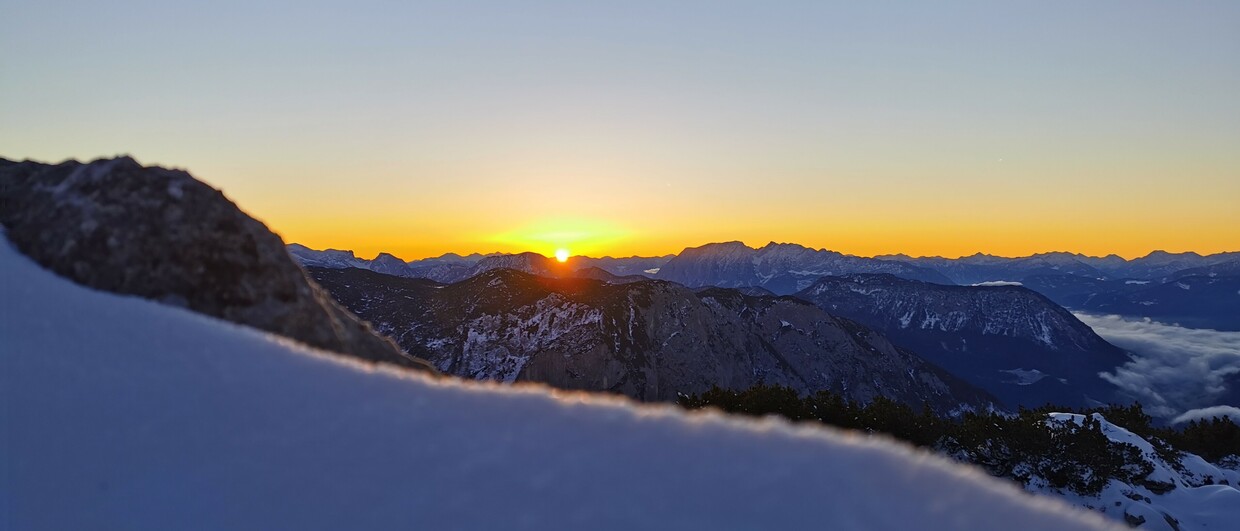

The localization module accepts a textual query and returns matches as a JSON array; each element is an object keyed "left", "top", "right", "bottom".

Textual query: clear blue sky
[{"left": 3, "top": 1, "right": 1238, "bottom": 259}]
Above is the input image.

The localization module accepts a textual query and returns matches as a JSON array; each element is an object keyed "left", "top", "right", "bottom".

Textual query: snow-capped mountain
[
  {"left": 656, "top": 241, "right": 955, "bottom": 294},
  {"left": 0, "top": 231, "right": 1120, "bottom": 531},
  {"left": 307, "top": 266, "right": 996, "bottom": 413},
  {"left": 287, "top": 244, "right": 479, "bottom": 282},
  {"left": 0, "top": 156, "right": 431, "bottom": 371},
  {"left": 878, "top": 252, "right": 1108, "bottom": 286},
  {"left": 286, "top": 243, "right": 371, "bottom": 269},
  {"left": 1022, "top": 274, "right": 1240, "bottom": 331},
  {"left": 883, "top": 250, "right": 1240, "bottom": 285},
  {"left": 795, "top": 274, "right": 1132, "bottom": 408},
  {"left": 465, "top": 251, "right": 561, "bottom": 278},
  {"left": 878, "top": 251, "right": 1240, "bottom": 331}
]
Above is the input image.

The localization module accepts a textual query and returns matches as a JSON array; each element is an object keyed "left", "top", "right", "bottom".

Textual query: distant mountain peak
[{"left": 1143, "top": 249, "right": 1203, "bottom": 259}]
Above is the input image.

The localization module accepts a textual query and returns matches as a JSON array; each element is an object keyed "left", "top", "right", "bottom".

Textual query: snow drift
[{"left": 0, "top": 235, "right": 1117, "bottom": 530}]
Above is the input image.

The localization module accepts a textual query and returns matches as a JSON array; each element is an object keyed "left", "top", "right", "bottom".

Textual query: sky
[{"left": 3, "top": 1, "right": 1238, "bottom": 260}]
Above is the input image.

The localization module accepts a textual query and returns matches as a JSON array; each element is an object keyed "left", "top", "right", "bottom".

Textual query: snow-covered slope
[
  {"left": 1034, "top": 414, "right": 1240, "bottom": 531},
  {"left": 0, "top": 237, "right": 1116, "bottom": 530},
  {"left": 795, "top": 274, "right": 1131, "bottom": 408}
]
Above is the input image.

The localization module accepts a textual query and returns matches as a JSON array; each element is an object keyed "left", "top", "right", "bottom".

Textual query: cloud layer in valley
[
  {"left": 1172, "top": 405, "right": 1240, "bottom": 425},
  {"left": 1076, "top": 313, "right": 1240, "bottom": 420}
]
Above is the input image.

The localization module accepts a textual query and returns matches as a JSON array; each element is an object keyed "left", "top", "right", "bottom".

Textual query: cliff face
[{"left": 0, "top": 156, "right": 433, "bottom": 372}]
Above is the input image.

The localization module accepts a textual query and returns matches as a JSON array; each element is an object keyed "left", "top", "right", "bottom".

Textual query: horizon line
[{"left": 289, "top": 240, "right": 1239, "bottom": 264}]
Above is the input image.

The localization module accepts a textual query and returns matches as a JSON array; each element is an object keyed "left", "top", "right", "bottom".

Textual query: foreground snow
[
  {"left": 1035, "top": 414, "right": 1240, "bottom": 531},
  {"left": 0, "top": 237, "right": 1116, "bottom": 530}
]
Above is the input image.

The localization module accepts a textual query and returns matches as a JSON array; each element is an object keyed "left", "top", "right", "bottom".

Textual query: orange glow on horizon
[
  {"left": 273, "top": 220, "right": 1240, "bottom": 262},
  {"left": 219, "top": 160, "right": 1238, "bottom": 264}
]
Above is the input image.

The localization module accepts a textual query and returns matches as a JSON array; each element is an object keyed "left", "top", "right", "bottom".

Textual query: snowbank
[
  {"left": 0, "top": 235, "right": 1116, "bottom": 530},
  {"left": 1036, "top": 413, "right": 1240, "bottom": 531}
]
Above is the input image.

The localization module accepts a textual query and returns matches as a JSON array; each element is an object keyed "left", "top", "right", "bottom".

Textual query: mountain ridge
[
  {"left": 793, "top": 273, "right": 1133, "bottom": 409},
  {"left": 308, "top": 265, "right": 997, "bottom": 413}
]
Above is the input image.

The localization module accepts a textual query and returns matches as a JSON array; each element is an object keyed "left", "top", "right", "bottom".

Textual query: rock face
[
  {"left": 0, "top": 156, "right": 433, "bottom": 372},
  {"left": 795, "top": 274, "right": 1132, "bottom": 408},
  {"left": 308, "top": 266, "right": 996, "bottom": 413},
  {"left": 656, "top": 241, "right": 954, "bottom": 294}
]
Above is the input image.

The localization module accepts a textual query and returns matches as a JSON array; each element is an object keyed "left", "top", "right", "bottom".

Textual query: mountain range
[
  {"left": 307, "top": 266, "right": 994, "bottom": 413},
  {"left": 292, "top": 241, "right": 1240, "bottom": 331},
  {"left": 286, "top": 242, "right": 1238, "bottom": 409}
]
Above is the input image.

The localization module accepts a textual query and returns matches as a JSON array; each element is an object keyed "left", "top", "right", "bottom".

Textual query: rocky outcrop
[{"left": 0, "top": 156, "right": 433, "bottom": 372}]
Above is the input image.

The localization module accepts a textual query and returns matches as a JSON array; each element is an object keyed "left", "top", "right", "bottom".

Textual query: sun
[{"left": 554, "top": 248, "right": 570, "bottom": 263}]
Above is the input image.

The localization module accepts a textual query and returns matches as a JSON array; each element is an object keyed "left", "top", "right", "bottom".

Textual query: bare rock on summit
[{"left": 0, "top": 156, "right": 434, "bottom": 372}]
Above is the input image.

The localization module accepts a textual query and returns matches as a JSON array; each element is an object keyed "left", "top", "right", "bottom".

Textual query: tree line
[{"left": 678, "top": 385, "right": 1240, "bottom": 496}]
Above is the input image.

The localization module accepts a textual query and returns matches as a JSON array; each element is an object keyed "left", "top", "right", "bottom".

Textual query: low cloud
[
  {"left": 972, "top": 281, "right": 1022, "bottom": 287},
  {"left": 1076, "top": 313, "right": 1240, "bottom": 419},
  {"left": 1172, "top": 405, "right": 1240, "bottom": 425}
]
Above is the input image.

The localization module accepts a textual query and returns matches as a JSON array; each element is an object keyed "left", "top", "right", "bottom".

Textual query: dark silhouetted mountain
[
  {"left": 570, "top": 255, "right": 673, "bottom": 277},
  {"left": 656, "top": 241, "right": 954, "bottom": 294},
  {"left": 696, "top": 285, "right": 778, "bottom": 297},
  {"left": 571, "top": 266, "right": 650, "bottom": 284},
  {"left": 308, "top": 266, "right": 996, "bottom": 413},
  {"left": 794, "top": 274, "right": 1132, "bottom": 408},
  {"left": 0, "top": 156, "right": 434, "bottom": 372}
]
